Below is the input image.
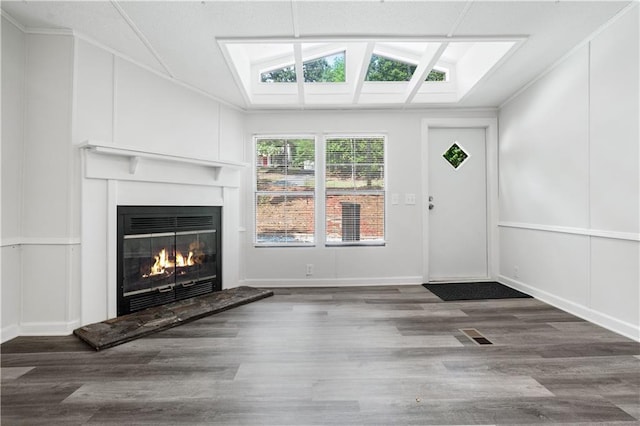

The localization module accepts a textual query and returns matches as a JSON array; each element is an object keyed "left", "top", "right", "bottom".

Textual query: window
[
  {"left": 325, "top": 137, "right": 385, "bottom": 244},
  {"left": 426, "top": 69, "right": 447, "bottom": 81},
  {"left": 223, "top": 38, "right": 520, "bottom": 105},
  {"left": 261, "top": 51, "right": 346, "bottom": 84},
  {"left": 303, "top": 51, "right": 346, "bottom": 83},
  {"left": 255, "top": 138, "right": 315, "bottom": 245},
  {"left": 365, "top": 54, "right": 416, "bottom": 82},
  {"left": 442, "top": 142, "right": 469, "bottom": 169},
  {"left": 260, "top": 65, "right": 296, "bottom": 83}
]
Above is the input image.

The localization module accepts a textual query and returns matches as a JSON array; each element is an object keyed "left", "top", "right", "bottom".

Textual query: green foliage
[
  {"left": 304, "top": 52, "right": 345, "bottom": 83},
  {"left": 260, "top": 52, "right": 346, "bottom": 84},
  {"left": 261, "top": 65, "right": 296, "bottom": 83},
  {"left": 290, "top": 139, "right": 314, "bottom": 166},
  {"left": 256, "top": 139, "right": 283, "bottom": 157},
  {"left": 261, "top": 52, "right": 445, "bottom": 85},
  {"left": 256, "top": 139, "right": 314, "bottom": 167},
  {"left": 326, "top": 138, "right": 384, "bottom": 188},
  {"left": 426, "top": 69, "right": 446, "bottom": 81},
  {"left": 365, "top": 55, "right": 416, "bottom": 82},
  {"left": 442, "top": 143, "right": 468, "bottom": 169}
]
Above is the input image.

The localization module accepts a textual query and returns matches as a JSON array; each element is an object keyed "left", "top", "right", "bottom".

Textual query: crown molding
[{"left": 1, "top": 10, "right": 26, "bottom": 32}]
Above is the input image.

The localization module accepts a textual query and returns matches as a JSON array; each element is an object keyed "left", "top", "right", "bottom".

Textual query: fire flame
[{"left": 146, "top": 248, "right": 195, "bottom": 277}]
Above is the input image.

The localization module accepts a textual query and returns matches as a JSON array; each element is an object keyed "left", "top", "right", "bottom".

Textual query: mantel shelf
[{"left": 79, "top": 141, "right": 248, "bottom": 179}]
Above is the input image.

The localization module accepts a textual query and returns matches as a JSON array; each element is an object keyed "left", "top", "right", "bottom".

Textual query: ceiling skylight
[
  {"left": 260, "top": 51, "right": 346, "bottom": 83},
  {"left": 426, "top": 69, "right": 447, "bottom": 82},
  {"left": 304, "top": 51, "right": 345, "bottom": 83},
  {"left": 366, "top": 54, "right": 416, "bottom": 82},
  {"left": 219, "top": 38, "right": 522, "bottom": 108},
  {"left": 261, "top": 64, "right": 296, "bottom": 83}
]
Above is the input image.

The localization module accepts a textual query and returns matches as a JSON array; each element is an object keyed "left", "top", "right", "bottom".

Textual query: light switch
[{"left": 405, "top": 193, "right": 416, "bottom": 205}]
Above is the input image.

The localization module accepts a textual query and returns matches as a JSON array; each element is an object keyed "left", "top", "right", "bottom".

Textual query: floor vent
[{"left": 460, "top": 328, "right": 493, "bottom": 345}]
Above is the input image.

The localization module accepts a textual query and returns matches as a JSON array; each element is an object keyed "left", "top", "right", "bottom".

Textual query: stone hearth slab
[{"left": 74, "top": 286, "right": 273, "bottom": 351}]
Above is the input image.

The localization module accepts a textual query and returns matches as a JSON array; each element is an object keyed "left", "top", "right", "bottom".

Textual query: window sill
[
  {"left": 325, "top": 241, "right": 386, "bottom": 247},
  {"left": 254, "top": 243, "right": 315, "bottom": 248}
]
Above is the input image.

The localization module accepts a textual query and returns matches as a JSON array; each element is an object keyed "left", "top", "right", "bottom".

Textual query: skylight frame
[{"left": 218, "top": 36, "right": 527, "bottom": 108}]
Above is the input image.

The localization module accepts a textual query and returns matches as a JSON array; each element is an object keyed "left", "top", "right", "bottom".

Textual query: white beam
[
  {"left": 352, "top": 42, "right": 375, "bottom": 104},
  {"left": 404, "top": 43, "right": 448, "bottom": 104},
  {"left": 293, "top": 43, "right": 305, "bottom": 106}
]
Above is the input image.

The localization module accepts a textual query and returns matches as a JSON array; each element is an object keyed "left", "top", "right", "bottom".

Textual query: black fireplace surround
[{"left": 117, "top": 206, "right": 222, "bottom": 316}]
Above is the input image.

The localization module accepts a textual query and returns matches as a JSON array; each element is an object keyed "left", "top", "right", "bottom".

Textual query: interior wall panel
[
  {"left": 589, "top": 8, "right": 639, "bottom": 234},
  {"left": 219, "top": 105, "right": 245, "bottom": 162},
  {"left": 1, "top": 245, "right": 22, "bottom": 342},
  {"left": 590, "top": 238, "right": 640, "bottom": 327},
  {"left": 22, "top": 34, "right": 74, "bottom": 239},
  {"left": 75, "top": 39, "right": 114, "bottom": 145},
  {"left": 1, "top": 17, "right": 25, "bottom": 240},
  {"left": 20, "top": 245, "right": 69, "bottom": 323},
  {"left": 1, "top": 18, "right": 26, "bottom": 342},
  {"left": 115, "top": 58, "right": 220, "bottom": 159},
  {"left": 499, "top": 227, "right": 590, "bottom": 305},
  {"left": 498, "top": 6, "right": 639, "bottom": 340},
  {"left": 499, "top": 47, "right": 590, "bottom": 229}
]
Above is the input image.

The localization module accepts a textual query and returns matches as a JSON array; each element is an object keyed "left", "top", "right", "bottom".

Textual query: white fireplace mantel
[
  {"left": 79, "top": 140, "right": 244, "bottom": 324},
  {"left": 79, "top": 140, "right": 248, "bottom": 184}
]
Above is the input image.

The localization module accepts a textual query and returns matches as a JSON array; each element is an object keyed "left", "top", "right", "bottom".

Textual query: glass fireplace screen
[{"left": 122, "top": 229, "right": 217, "bottom": 297}]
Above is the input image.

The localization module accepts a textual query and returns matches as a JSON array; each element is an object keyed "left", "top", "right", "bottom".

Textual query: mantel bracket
[{"left": 129, "top": 156, "right": 140, "bottom": 174}]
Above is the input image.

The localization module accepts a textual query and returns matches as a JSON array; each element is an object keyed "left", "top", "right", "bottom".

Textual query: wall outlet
[
  {"left": 306, "top": 264, "right": 314, "bottom": 276},
  {"left": 514, "top": 266, "right": 519, "bottom": 279}
]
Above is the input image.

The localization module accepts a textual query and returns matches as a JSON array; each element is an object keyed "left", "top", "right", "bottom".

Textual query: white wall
[
  {"left": 75, "top": 39, "right": 244, "bottom": 325},
  {"left": 1, "top": 29, "right": 245, "bottom": 339},
  {"left": 242, "top": 110, "right": 496, "bottom": 286},
  {"left": 1, "top": 16, "right": 26, "bottom": 341},
  {"left": 1, "top": 30, "right": 81, "bottom": 339},
  {"left": 498, "top": 6, "right": 639, "bottom": 340}
]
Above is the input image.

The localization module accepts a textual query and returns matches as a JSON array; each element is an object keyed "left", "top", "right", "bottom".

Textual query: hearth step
[{"left": 74, "top": 286, "right": 273, "bottom": 351}]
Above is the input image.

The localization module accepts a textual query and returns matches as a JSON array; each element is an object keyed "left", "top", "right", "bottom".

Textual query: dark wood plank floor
[{"left": 2, "top": 285, "right": 639, "bottom": 425}]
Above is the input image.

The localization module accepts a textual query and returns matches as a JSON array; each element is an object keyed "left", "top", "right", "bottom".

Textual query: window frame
[
  {"left": 253, "top": 135, "right": 318, "bottom": 248},
  {"left": 323, "top": 134, "right": 387, "bottom": 247}
]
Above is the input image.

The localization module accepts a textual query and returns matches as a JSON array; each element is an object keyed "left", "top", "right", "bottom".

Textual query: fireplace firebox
[{"left": 117, "top": 206, "right": 221, "bottom": 316}]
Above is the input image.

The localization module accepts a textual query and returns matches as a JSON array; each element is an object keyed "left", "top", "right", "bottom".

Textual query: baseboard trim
[
  {"left": 243, "top": 276, "right": 423, "bottom": 288},
  {"left": 1, "top": 324, "right": 20, "bottom": 343},
  {"left": 498, "top": 275, "right": 639, "bottom": 342},
  {"left": 18, "top": 320, "right": 81, "bottom": 337}
]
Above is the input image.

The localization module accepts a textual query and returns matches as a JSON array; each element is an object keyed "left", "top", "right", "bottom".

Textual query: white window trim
[
  {"left": 253, "top": 133, "right": 388, "bottom": 248},
  {"left": 323, "top": 133, "right": 388, "bottom": 247},
  {"left": 253, "top": 134, "right": 318, "bottom": 247}
]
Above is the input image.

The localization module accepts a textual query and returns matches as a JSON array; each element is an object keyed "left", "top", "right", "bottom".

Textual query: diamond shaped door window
[{"left": 442, "top": 142, "right": 469, "bottom": 169}]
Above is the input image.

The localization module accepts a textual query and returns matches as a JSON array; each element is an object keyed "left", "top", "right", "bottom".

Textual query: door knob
[{"left": 428, "top": 203, "right": 434, "bottom": 210}]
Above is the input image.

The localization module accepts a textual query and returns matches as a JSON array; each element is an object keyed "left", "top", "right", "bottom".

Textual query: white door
[{"left": 427, "top": 127, "right": 488, "bottom": 282}]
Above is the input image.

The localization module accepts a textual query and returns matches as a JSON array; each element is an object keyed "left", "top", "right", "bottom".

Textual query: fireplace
[{"left": 117, "top": 206, "right": 222, "bottom": 316}]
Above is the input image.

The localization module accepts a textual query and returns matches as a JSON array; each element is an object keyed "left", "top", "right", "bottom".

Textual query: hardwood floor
[{"left": 2, "top": 285, "right": 639, "bottom": 425}]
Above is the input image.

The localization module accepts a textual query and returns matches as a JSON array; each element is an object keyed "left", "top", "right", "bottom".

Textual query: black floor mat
[{"left": 423, "top": 281, "right": 532, "bottom": 301}]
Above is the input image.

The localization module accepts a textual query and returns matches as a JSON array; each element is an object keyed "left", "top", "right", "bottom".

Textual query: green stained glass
[{"left": 443, "top": 143, "right": 469, "bottom": 169}]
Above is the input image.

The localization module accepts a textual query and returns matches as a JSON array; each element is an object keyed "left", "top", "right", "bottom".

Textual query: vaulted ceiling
[{"left": 1, "top": 0, "right": 632, "bottom": 110}]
